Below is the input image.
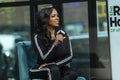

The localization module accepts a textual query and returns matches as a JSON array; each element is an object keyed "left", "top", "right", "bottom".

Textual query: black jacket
[{"left": 32, "top": 29, "right": 73, "bottom": 67}]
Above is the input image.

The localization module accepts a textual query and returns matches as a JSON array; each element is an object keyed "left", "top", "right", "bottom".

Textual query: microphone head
[{"left": 57, "top": 30, "right": 65, "bottom": 36}]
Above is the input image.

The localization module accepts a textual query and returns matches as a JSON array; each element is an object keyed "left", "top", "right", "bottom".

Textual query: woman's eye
[
  {"left": 51, "top": 14, "right": 59, "bottom": 18},
  {"left": 51, "top": 15, "right": 55, "bottom": 17}
]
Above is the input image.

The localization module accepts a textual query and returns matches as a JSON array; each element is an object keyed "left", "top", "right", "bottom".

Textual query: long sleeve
[
  {"left": 33, "top": 34, "right": 55, "bottom": 60},
  {"left": 54, "top": 33, "right": 73, "bottom": 67},
  {"left": 32, "top": 30, "right": 73, "bottom": 67}
]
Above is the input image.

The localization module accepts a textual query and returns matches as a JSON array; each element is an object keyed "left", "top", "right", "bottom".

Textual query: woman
[{"left": 29, "top": 6, "right": 78, "bottom": 80}]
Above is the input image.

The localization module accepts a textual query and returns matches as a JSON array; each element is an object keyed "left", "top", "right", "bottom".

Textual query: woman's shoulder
[{"left": 33, "top": 33, "right": 43, "bottom": 39}]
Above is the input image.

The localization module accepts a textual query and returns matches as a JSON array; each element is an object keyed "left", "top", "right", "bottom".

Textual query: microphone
[
  {"left": 57, "top": 30, "right": 65, "bottom": 36},
  {"left": 56, "top": 30, "right": 65, "bottom": 43}
]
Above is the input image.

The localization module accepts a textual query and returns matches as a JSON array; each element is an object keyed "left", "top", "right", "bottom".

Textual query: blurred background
[{"left": 0, "top": 0, "right": 111, "bottom": 80}]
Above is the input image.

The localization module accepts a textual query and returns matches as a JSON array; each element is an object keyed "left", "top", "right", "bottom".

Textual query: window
[
  {"left": 96, "top": 0, "right": 112, "bottom": 79},
  {"left": 0, "top": 6, "right": 30, "bottom": 79},
  {"left": 63, "top": 2, "right": 90, "bottom": 79}
]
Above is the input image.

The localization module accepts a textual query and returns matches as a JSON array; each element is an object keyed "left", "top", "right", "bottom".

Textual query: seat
[
  {"left": 16, "top": 41, "right": 86, "bottom": 80},
  {"left": 16, "top": 41, "right": 43, "bottom": 80}
]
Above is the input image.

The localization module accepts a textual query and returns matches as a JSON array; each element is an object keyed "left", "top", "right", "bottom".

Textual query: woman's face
[{"left": 49, "top": 9, "right": 59, "bottom": 28}]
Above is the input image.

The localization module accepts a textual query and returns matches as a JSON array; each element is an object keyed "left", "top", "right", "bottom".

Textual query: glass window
[
  {"left": 0, "top": 6, "right": 30, "bottom": 79},
  {"left": 38, "top": 4, "right": 53, "bottom": 11},
  {"left": 63, "top": 2, "right": 90, "bottom": 79},
  {"left": 96, "top": 0, "right": 112, "bottom": 80},
  {"left": 63, "top": 2, "right": 89, "bottom": 36},
  {"left": 0, "top": 0, "right": 29, "bottom": 3}
]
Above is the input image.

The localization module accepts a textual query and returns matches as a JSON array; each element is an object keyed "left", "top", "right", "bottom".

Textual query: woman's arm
[{"left": 55, "top": 34, "right": 73, "bottom": 67}]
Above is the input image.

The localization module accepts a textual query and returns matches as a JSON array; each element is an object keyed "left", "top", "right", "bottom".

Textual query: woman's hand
[
  {"left": 39, "top": 62, "right": 56, "bottom": 69},
  {"left": 54, "top": 34, "right": 66, "bottom": 46},
  {"left": 39, "top": 63, "right": 47, "bottom": 69}
]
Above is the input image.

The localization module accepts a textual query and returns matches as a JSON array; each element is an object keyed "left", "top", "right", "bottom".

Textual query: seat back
[
  {"left": 16, "top": 41, "right": 37, "bottom": 80},
  {"left": 16, "top": 41, "right": 86, "bottom": 80}
]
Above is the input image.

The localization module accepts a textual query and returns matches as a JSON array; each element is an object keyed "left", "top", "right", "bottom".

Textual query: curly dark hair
[
  {"left": 34, "top": 7, "right": 55, "bottom": 38},
  {"left": 31, "top": 6, "right": 57, "bottom": 48}
]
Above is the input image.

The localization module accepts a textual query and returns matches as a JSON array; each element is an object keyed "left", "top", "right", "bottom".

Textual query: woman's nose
[{"left": 56, "top": 16, "right": 59, "bottom": 20}]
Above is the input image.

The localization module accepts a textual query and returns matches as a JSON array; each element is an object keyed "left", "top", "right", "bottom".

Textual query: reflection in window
[
  {"left": 63, "top": 2, "right": 88, "bottom": 36},
  {"left": 0, "top": 6, "right": 30, "bottom": 38},
  {"left": 63, "top": 2, "right": 90, "bottom": 79},
  {"left": 0, "top": 6, "right": 30, "bottom": 79},
  {"left": 96, "top": 0, "right": 112, "bottom": 80},
  {"left": 96, "top": 1, "right": 107, "bottom": 32}
]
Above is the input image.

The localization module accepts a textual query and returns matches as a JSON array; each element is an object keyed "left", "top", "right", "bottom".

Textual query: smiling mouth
[{"left": 55, "top": 21, "right": 59, "bottom": 24}]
